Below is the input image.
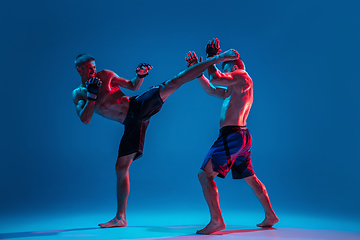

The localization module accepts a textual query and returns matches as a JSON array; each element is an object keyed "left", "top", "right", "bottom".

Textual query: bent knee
[
  {"left": 198, "top": 169, "right": 206, "bottom": 181},
  {"left": 198, "top": 168, "right": 218, "bottom": 182},
  {"left": 115, "top": 163, "right": 129, "bottom": 174},
  {"left": 115, "top": 156, "right": 133, "bottom": 173}
]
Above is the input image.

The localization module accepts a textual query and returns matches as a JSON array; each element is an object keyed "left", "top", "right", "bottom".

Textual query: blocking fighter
[
  {"left": 72, "top": 49, "right": 239, "bottom": 228},
  {"left": 186, "top": 39, "right": 278, "bottom": 234}
]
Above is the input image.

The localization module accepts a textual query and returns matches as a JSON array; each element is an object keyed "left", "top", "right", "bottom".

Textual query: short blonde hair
[
  {"left": 222, "top": 58, "right": 245, "bottom": 70},
  {"left": 75, "top": 53, "right": 95, "bottom": 68}
]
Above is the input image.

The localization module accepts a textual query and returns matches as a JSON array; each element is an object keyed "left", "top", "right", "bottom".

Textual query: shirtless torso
[
  {"left": 73, "top": 70, "right": 131, "bottom": 123},
  {"left": 197, "top": 64, "right": 253, "bottom": 128},
  {"left": 72, "top": 59, "right": 145, "bottom": 125},
  {"left": 216, "top": 69, "right": 253, "bottom": 127}
]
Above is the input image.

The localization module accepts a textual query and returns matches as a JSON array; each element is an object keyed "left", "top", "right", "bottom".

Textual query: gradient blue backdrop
[{"left": 1, "top": 0, "right": 359, "bottom": 226}]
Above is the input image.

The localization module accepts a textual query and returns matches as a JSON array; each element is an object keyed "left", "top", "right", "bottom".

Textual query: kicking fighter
[
  {"left": 186, "top": 39, "right": 278, "bottom": 235},
  {"left": 72, "top": 49, "right": 239, "bottom": 228}
]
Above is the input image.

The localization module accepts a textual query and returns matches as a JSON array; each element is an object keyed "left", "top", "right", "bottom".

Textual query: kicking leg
[
  {"left": 159, "top": 49, "right": 239, "bottom": 101},
  {"left": 99, "top": 153, "right": 136, "bottom": 228},
  {"left": 197, "top": 159, "right": 226, "bottom": 235},
  {"left": 244, "top": 175, "right": 279, "bottom": 227}
]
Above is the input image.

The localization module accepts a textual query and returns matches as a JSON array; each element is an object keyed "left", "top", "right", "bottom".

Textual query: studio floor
[{"left": 1, "top": 210, "right": 359, "bottom": 240}]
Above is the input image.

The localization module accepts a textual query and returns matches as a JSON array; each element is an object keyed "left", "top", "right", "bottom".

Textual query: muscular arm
[
  {"left": 183, "top": 50, "right": 236, "bottom": 99},
  {"left": 211, "top": 70, "right": 251, "bottom": 89},
  {"left": 197, "top": 75, "right": 228, "bottom": 99},
  {"left": 207, "top": 64, "right": 219, "bottom": 81},
  {"left": 109, "top": 71, "right": 144, "bottom": 91},
  {"left": 72, "top": 88, "right": 96, "bottom": 124}
]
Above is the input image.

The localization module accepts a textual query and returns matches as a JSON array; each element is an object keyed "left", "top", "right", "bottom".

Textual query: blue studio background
[{"left": 1, "top": 0, "right": 359, "bottom": 227}]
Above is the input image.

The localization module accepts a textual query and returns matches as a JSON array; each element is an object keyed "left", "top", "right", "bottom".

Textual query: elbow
[
  {"left": 133, "top": 85, "right": 140, "bottom": 91},
  {"left": 209, "top": 91, "right": 221, "bottom": 98},
  {"left": 80, "top": 115, "right": 91, "bottom": 125},
  {"left": 209, "top": 91, "right": 217, "bottom": 97},
  {"left": 213, "top": 71, "right": 221, "bottom": 79},
  {"left": 207, "top": 88, "right": 225, "bottom": 99},
  {"left": 210, "top": 71, "right": 222, "bottom": 83},
  {"left": 129, "top": 83, "right": 139, "bottom": 91},
  {"left": 81, "top": 118, "right": 91, "bottom": 125},
  {"left": 206, "top": 89, "right": 217, "bottom": 97}
]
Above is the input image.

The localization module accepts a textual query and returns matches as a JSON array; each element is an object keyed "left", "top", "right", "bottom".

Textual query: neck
[{"left": 81, "top": 76, "right": 88, "bottom": 85}]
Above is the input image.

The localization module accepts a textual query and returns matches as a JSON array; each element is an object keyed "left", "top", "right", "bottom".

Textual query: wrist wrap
[
  {"left": 137, "top": 73, "right": 148, "bottom": 78},
  {"left": 87, "top": 92, "right": 97, "bottom": 100}
]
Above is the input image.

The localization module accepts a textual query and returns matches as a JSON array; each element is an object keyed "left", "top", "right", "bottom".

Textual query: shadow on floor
[
  {"left": 0, "top": 227, "right": 98, "bottom": 239},
  {"left": 0, "top": 225, "right": 274, "bottom": 239}
]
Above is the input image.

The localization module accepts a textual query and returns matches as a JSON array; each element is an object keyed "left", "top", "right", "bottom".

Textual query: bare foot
[
  {"left": 98, "top": 216, "right": 127, "bottom": 228},
  {"left": 196, "top": 220, "right": 226, "bottom": 235},
  {"left": 257, "top": 215, "right": 279, "bottom": 228},
  {"left": 220, "top": 49, "right": 239, "bottom": 60}
]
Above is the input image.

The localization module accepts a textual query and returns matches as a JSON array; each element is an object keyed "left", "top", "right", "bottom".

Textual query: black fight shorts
[{"left": 118, "top": 86, "right": 163, "bottom": 160}]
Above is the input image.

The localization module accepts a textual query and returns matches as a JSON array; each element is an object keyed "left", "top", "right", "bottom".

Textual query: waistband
[
  {"left": 122, "top": 96, "right": 137, "bottom": 125},
  {"left": 220, "top": 125, "right": 248, "bottom": 135}
]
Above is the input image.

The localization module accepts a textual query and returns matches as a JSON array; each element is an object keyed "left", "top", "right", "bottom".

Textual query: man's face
[
  {"left": 222, "top": 62, "right": 233, "bottom": 73},
  {"left": 77, "top": 60, "right": 96, "bottom": 80}
]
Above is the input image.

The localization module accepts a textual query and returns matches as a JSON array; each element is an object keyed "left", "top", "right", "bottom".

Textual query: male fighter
[
  {"left": 186, "top": 39, "right": 278, "bottom": 234},
  {"left": 72, "top": 49, "right": 239, "bottom": 228}
]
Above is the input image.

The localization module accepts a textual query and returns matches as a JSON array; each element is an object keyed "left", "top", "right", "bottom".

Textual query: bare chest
[{"left": 220, "top": 91, "right": 253, "bottom": 125}]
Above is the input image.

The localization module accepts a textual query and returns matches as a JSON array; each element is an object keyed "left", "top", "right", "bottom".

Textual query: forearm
[
  {"left": 198, "top": 75, "right": 227, "bottom": 98},
  {"left": 130, "top": 76, "right": 144, "bottom": 91},
  {"left": 79, "top": 100, "right": 96, "bottom": 124},
  {"left": 207, "top": 65, "right": 219, "bottom": 81},
  {"left": 210, "top": 71, "right": 239, "bottom": 86},
  {"left": 197, "top": 75, "right": 216, "bottom": 95}
]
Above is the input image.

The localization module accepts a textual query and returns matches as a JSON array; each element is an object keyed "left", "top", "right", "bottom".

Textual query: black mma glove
[
  {"left": 206, "top": 38, "right": 221, "bottom": 58},
  {"left": 86, "top": 77, "right": 102, "bottom": 101},
  {"left": 136, "top": 63, "right": 153, "bottom": 78},
  {"left": 186, "top": 51, "right": 203, "bottom": 78}
]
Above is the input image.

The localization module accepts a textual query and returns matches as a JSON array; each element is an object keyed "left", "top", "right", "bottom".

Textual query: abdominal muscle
[
  {"left": 95, "top": 88, "right": 131, "bottom": 124},
  {"left": 220, "top": 89, "right": 253, "bottom": 128}
]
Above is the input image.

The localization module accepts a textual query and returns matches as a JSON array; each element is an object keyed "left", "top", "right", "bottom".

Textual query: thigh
[
  {"left": 201, "top": 136, "right": 235, "bottom": 179},
  {"left": 231, "top": 154, "right": 254, "bottom": 179},
  {"left": 158, "top": 78, "right": 181, "bottom": 102},
  {"left": 134, "top": 87, "right": 163, "bottom": 120},
  {"left": 118, "top": 119, "right": 149, "bottom": 160}
]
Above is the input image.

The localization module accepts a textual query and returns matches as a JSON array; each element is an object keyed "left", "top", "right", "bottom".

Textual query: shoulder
[
  {"left": 98, "top": 69, "right": 116, "bottom": 78},
  {"left": 72, "top": 84, "right": 87, "bottom": 95},
  {"left": 232, "top": 70, "right": 252, "bottom": 93},
  {"left": 97, "top": 70, "right": 119, "bottom": 84},
  {"left": 233, "top": 70, "right": 252, "bottom": 85}
]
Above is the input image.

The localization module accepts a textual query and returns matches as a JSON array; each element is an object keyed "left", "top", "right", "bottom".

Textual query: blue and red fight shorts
[{"left": 201, "top": 126, "right": 255, "bottom": 179}]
